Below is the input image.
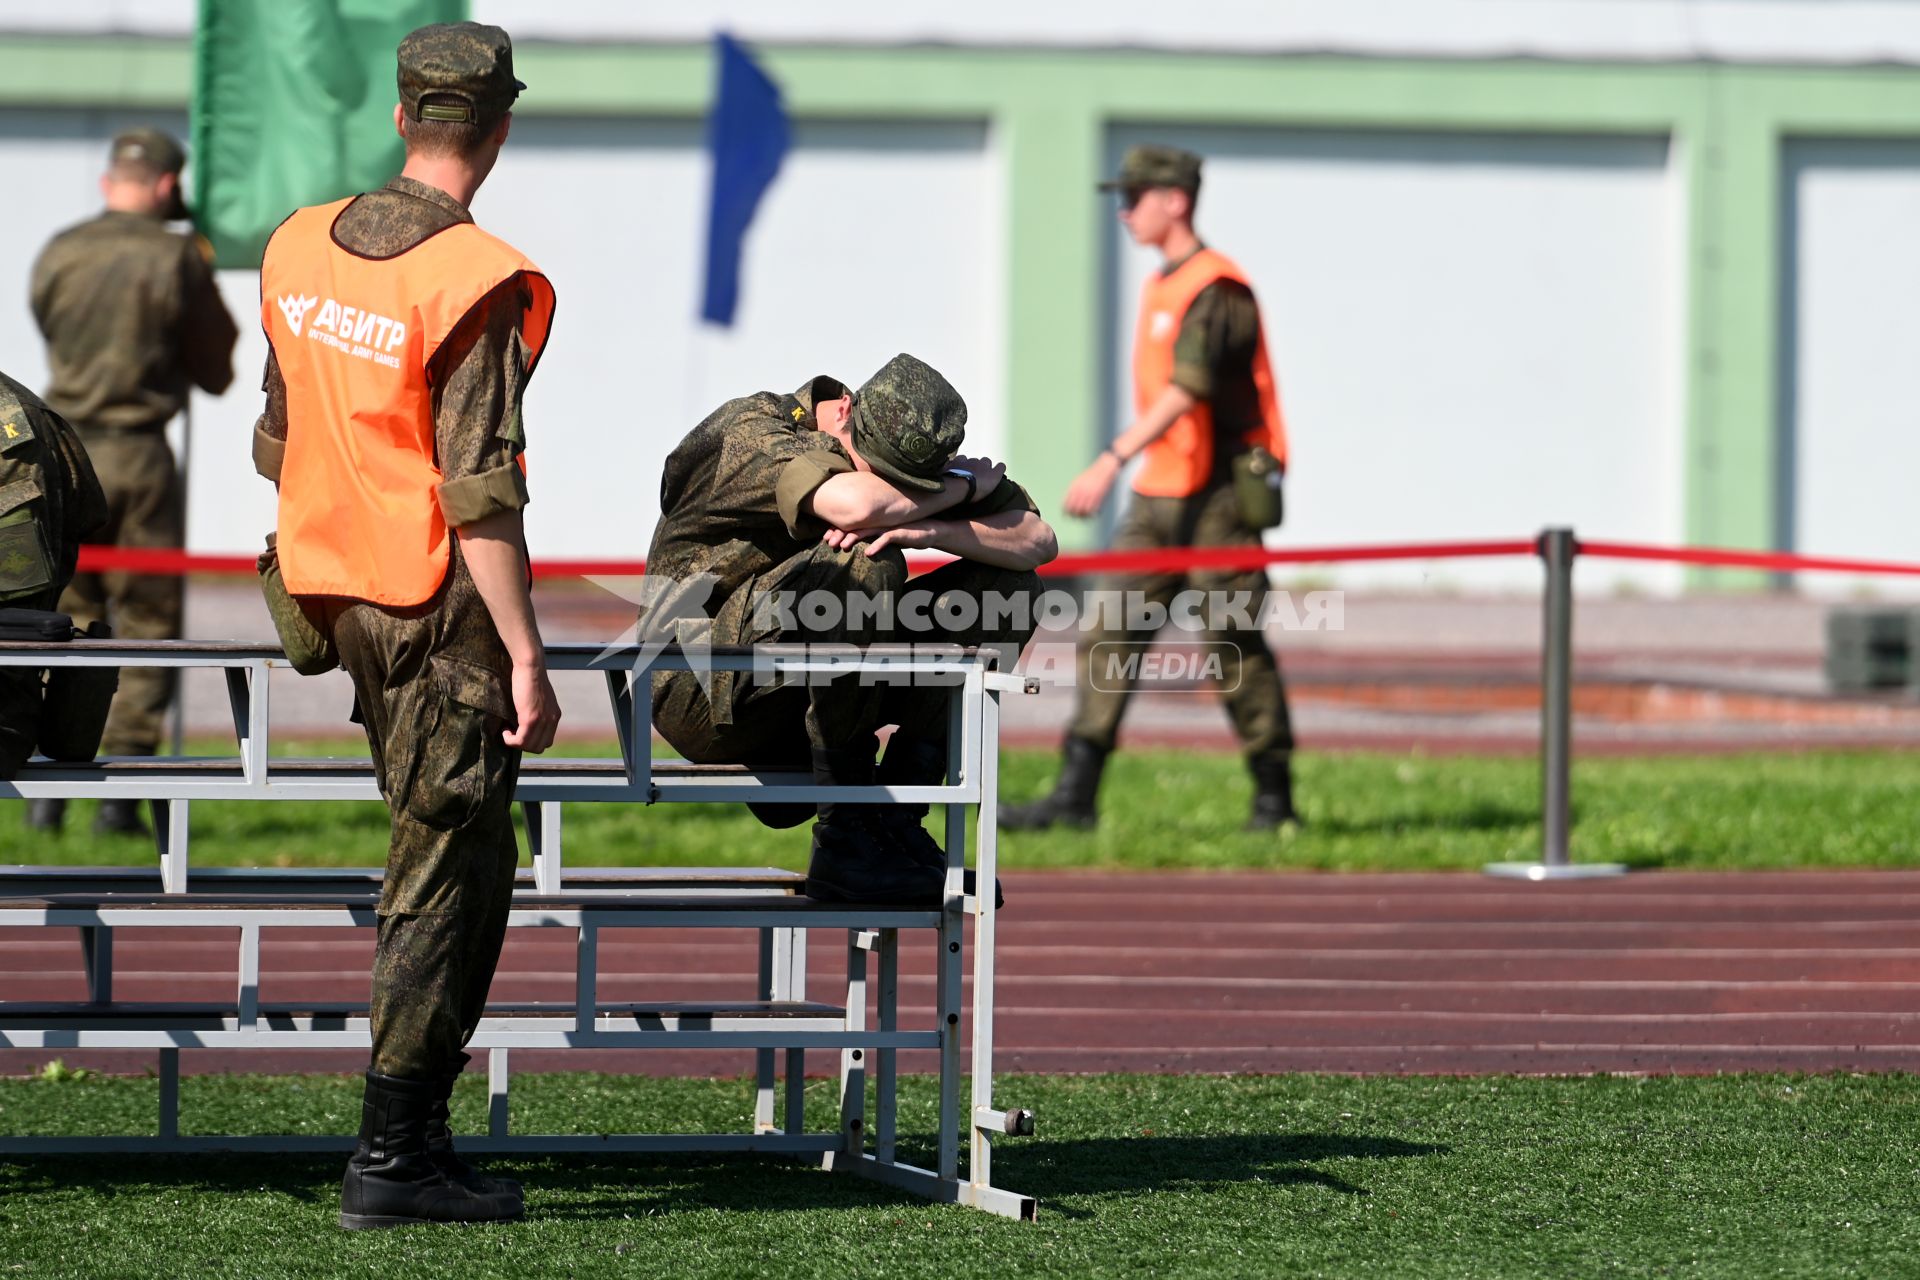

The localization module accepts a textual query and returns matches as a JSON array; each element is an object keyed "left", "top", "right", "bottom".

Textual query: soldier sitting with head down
[{"left": 647, "top": 353, "right": 1057, "bottom": 905}]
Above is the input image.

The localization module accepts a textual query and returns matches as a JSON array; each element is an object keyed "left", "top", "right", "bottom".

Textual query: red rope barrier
[
  {"left": 1577, "top": 539, "right": 1920, "bottom": 578},
  {"left": 74, "top": 537, "right": 1543, "bottom": 581},
  {"left": 73, "top": 537, "right": 1920, "bottom": 582}
]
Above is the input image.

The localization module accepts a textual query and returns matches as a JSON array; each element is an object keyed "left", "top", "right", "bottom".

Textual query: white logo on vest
[
  {"left": 277, "top": 293, "right": 319, "bottom": 337},
  {"left": 281, "top": 297, "right": 410, "bottom": 370}
]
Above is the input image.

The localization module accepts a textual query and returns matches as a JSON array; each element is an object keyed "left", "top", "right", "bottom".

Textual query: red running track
[{"left": 5, "top": 870, "right": 1920, "bottom": 1078}]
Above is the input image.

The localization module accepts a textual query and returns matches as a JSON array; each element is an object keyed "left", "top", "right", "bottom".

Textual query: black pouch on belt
[
  {"left": 39, "top": 619, "right": 117, "bottom": 762},
  {"left": 257, "top": 533, "right": 339, "bottom": 676}
]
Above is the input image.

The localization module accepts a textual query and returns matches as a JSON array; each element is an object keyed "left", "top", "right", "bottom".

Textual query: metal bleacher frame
[{"left": 0, "top": 640, "right": 1038, "bottom": 1221}]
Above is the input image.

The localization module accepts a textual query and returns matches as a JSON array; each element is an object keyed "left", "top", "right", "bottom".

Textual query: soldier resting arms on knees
[{"left": 647, "top": 353, "right": 1057, "bottom": 906}]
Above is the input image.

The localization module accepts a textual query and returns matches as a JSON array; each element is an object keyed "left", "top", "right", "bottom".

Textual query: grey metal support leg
[
  {"left": 875, "top": 928, "right": 899, "bottom": 1163},
  {"left": 81, "top": 926, "right": 112, "bottom": 1004},
  {"left": 754, "top": 929, "right": 778, "bottom": 1133},
  {"left": 784, "top": 927, "right": 808, "bottom": 1135},
  {"left": 158, "top": 1048, "right": 179, "bottom": 1141},
  {"left": 489, "top": 1048, "right": 511, "bottom": 1139},
  {"left": 831, "top": 930, "right": 874, "bottom": 1165}
]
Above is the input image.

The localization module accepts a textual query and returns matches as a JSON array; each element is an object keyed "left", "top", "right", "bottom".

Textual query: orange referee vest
[
  {"left": 1131, "top": 248, "right": 1287, "bottom": 498},
  {"left": 260, "top": 198, "right": 555, "bottom": 606}
]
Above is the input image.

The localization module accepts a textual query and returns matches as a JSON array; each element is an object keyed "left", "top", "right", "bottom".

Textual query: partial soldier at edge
[{"left": 0, "top": 370, "right": 113, "bottom": 783}]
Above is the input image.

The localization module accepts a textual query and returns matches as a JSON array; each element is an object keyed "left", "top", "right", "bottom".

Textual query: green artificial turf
[
  {"left": 0, "top": 1071, "right": 1914, "bottom": 1278},
  {"left": 8, "top": 746, "right": 1918, "bottom": 874}
]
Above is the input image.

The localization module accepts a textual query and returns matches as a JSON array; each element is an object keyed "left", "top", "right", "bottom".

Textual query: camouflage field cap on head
[
  {"left": 1097, "top": 144, "right": 1203, "bottom": 195},
  {"left": 849, "top": 354, "right": 967, "bottom": 494},
  {"left": 398, "top": 21, "right": 526, "bottom": 125},
  {"left": 109, "top": 128, "right": 190, "bottom": 219}
]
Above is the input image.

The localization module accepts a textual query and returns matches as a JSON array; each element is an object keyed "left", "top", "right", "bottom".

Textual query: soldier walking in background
[
  {"left": 255, "top": 23, "right": 556, "bottom": 1228},
  {"left": 1003, "top": 145, "right": 1302, "bottom": 834},
  {"left": 27, "top": 127, "right": 239, "bottom": 834}
]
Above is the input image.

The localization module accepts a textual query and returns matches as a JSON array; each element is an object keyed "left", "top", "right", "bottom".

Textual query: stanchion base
[{"left": 1483, "top": 861, "right": 1629, "bottom": 881}]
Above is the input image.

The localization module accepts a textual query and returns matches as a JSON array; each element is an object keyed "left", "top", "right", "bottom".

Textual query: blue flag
[{"left": 701, "top": 34, "right": 790, "bottom": 326}]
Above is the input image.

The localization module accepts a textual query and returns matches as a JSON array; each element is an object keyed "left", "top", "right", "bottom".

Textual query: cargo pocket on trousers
[
  {"left": 0, "top": 477, "right": 54, "bottom": 603},
  {"left": 402, "top": 653, "right": 513, "bottom": 831}
]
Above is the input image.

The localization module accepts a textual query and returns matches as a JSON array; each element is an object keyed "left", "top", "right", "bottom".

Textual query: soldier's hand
[
  {"left": 1063, "top": 455, "right": 1120, "bottom": 518},
  {"left": 948, "top": 455, "right": 1007, "bottom": 493},
  {"left": 856, "top": 522, "right": 940, "bottom": 555},
  {"left": 504, "top": 660, "right": 561, "bottom": 753}
]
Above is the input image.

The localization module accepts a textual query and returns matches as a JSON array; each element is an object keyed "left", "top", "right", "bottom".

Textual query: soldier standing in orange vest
[
  {"left": 1003, "top": 145, "right": 1301, "bottom": 833},
  {"left": 254, "top": 23, "right": 556, "bottom": 1228}
]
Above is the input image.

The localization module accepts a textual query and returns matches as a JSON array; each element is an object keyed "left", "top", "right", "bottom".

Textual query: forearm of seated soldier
[
  {"left": 805, "top": 470, "right": 971, "bottom": 531},
  {"left": 827, "top": 509, "right": 1058, "bottom": 573},
  {"left": 455, "top": 508, "right": 560, "bottom": 753}
]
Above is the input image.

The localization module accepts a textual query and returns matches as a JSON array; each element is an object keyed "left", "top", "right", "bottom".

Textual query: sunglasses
[{"left": 1118, "top": 186, "right": 1149, "bottom": 211}]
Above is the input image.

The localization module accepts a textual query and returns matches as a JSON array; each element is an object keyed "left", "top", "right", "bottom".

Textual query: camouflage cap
[
  {"left": 1097, "top": 144, "right": 1203, "bottom": 195},
  {"left": 849, "top": 354, "right": 967, "bottom": 495},
  {"left": 108, "top": 128, "right": 190, "bottom": 220},
  {"left": 398, "top": 21, "right": 526, "bottom": 125}
]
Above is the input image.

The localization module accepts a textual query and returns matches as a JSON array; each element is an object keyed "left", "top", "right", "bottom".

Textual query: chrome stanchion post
[
  {"left": 1486, "top": 527, "right": 1624, "bottom": 880},
  {"left": 1541, "top": 527, "right": 1574, "bottom": 868}
]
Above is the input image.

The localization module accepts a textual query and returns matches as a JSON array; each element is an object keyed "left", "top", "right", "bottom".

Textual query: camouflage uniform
[
  {"left": 1067, "top": 253, "right": 1294, "bottom": 757},
  {"left": 31, "top": 131, "right": 238, "bottom": 758},
  {"left": 256, "top": 175, "right": 539, "bottom": 1081},
  {"left": 0, "top": 372, "right": 109, "bottom": 778},
  {"left": 650, "top": 363, "right": 1043, "bottom": 796}
]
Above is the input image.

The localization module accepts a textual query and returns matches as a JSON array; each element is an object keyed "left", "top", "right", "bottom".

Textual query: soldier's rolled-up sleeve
[
  {"left": 431, "top": 275, "right": 535, "bottom": 529},
  {"left": 775, "top": 449, "right": 856, "bottom": 539},
  {"left": 1171, "top": 280, "right": 1260, "bottom": 402}
]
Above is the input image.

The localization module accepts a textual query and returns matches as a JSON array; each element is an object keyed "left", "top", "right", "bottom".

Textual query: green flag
[{"left": 191, "top": 0, "right": 467, "bottom": 269}]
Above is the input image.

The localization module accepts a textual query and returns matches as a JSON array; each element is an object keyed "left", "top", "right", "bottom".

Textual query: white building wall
[
  {"left": 18, "top": 1, "right": 1920, "bottom": 68},
  {"left": 1105, "top": 126, "right": 1685, "bottom": 590},
  {"left": 1, "top": 111, "right": 1001, "bottom": 563},
  {"left": 1785, "top": 140, "right": 1920, "bottom": 597}
]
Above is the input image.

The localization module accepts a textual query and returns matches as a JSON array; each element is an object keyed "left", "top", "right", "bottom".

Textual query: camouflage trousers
[
  {"left": 57, "top": 427, "right": 181, "bottom": 757},
  {"left": 654, "top": 543, "right": 1041, "bottom": 770},
  {"left": 1067, "top": 484, "right": 1294, "bottom": 757},
  {"left": 320, "top": 555, "right": 521, "bottom": 1081}
]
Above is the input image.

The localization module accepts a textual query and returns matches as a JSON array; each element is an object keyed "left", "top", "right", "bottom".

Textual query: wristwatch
[{"left": 945, "top": 467, "right": 978, "bottom": 505}]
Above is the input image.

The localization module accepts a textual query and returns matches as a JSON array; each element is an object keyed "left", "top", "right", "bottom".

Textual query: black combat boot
[
  {"left": 875, "top": 734, "right": 1002, "bottom": 908},
  {"left": 805, "top": 741, "right": 943, "bottom": 905},
  {"left": 92, "top": 799, "right": 148, "bottom": 837},
  {"left": 339, "top": 1071, "right": 524, "bottom": 1230},
  {"left": 23, "top": 799, "right": 64, "bottom": 833},
  {"left": 1245, "top": 751, "right": 1303, "bottom": 831},
  {"left": 999, "top": 736, "right": 1107, "bottom": 832},
  {"left": 426, "top": 1056, "right": 521, "bottom": 1199}
]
